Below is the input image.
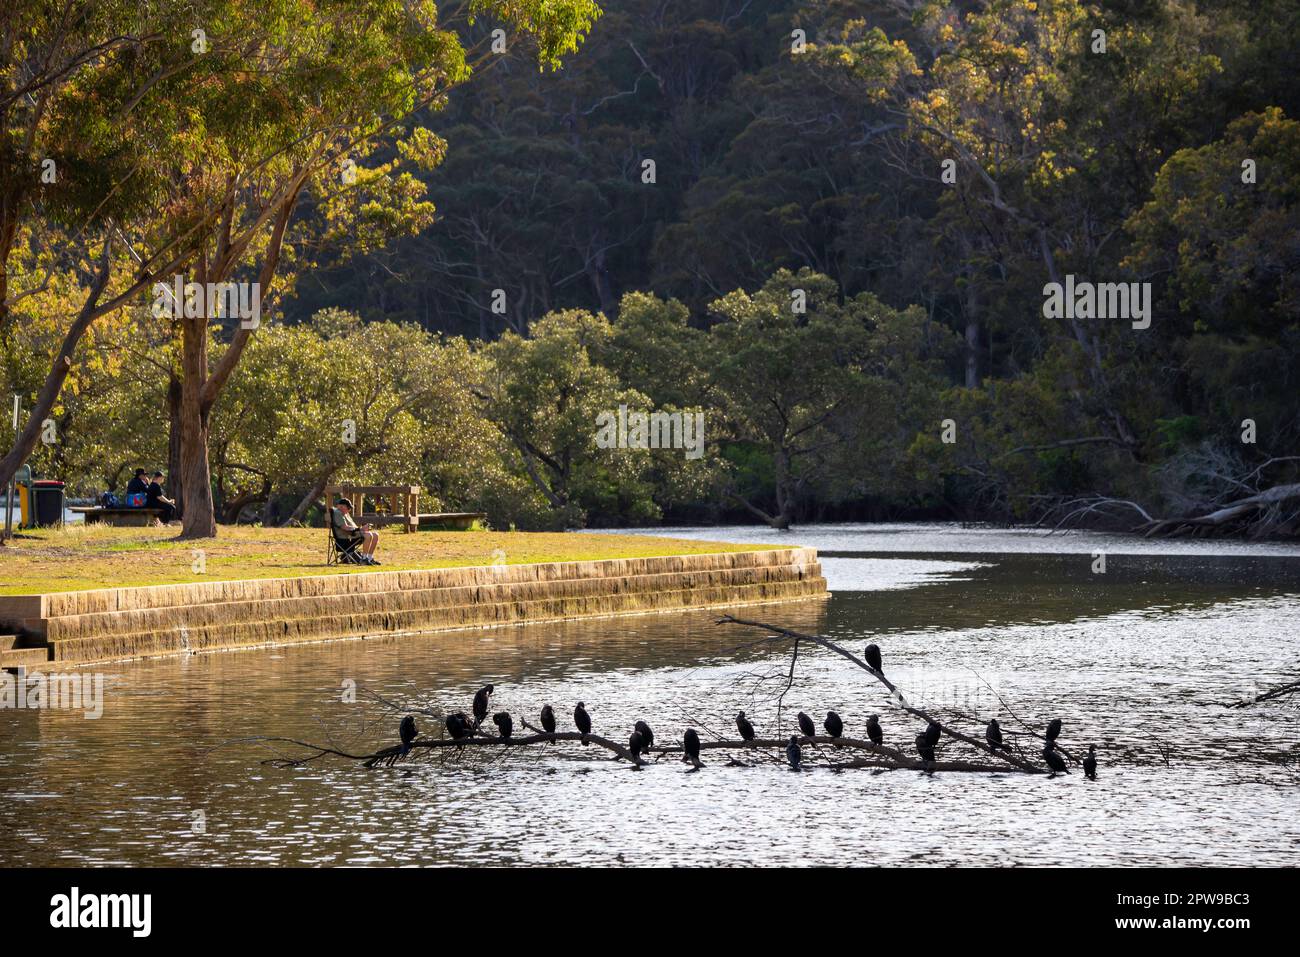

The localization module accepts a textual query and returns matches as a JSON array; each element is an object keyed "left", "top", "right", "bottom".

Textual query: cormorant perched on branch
[
  {"left": 683, "top": 728, "right": 701, "bottom": 766},
  {"left": 736, "top": 711, "right": 755, "bottom": 742},
  {"left": 492, "top": 711, "right": 513, "bottom": 740},
  {"left": 445, "top": 712, "right": 472, "bottom": 741},
  {"left": 472, "top": 684, "right": 495, "bottom": 727},
  {"left": 540, "top": 705, "right": 557, "bottom": 743},
  {"left": 635, "top": 720, "right": 654, "bottom": 752},
  {"left": 797, "top": 712, "right": 816, "bottom": 738},
  {"left": 986, "top": 718, "right": 1008, "bottom": 751},
  {"left": 1083, "top": 744, "right": 1097, "bottom": 779},
  {"left": 823, "top": 711, "right": 843, "bottom": 739},
  {"left": 1043, "top": 744, "right": 1069, "bottom": 775},
  {"left": 1045, "top": 718, "right": 1062, "bottom": 743},
  {"left": 924, "top": 720, "right": 942, "bottom": 749},
  {"left": 628, "top": 730, "right": 644, "bottom": 763},
  {"left": 866, "top": 714, "right": 883, "bottom": 746},
  {"left": 915, "top": 732, "right": 936, "bottom": 766},
  {"left": 786, "top": 736, "right": 802, "bottom": 770},
  {"left": 864, "top": 643, "right": 884, "bottom": 675},
  {"left": 399, "top": 715, "right": 417, "bottom": 757},
  {"left": 574, "top": 702, "right": 592, "bottom": 744}
]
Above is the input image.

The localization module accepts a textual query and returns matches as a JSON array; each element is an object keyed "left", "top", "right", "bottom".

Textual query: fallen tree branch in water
[
  {"left": 250, "top": 728, "right": 1035, "bottom": 773},
  {"left": 1225, "top": 677, "right": 1300, "bottom": 708},
  {"left": 1139, "top": 482, "right": 1300, "bottom": 538},
  {"left": 240, "top": 614, "right": 1100, "bottom": 776},
  {"left": 716, "top": 614, "right": 1048, "bottom": 773}
]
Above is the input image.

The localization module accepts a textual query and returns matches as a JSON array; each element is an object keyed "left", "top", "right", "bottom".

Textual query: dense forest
[{"left": 3, "top": 0, "right": 1298, "bottom": 535}]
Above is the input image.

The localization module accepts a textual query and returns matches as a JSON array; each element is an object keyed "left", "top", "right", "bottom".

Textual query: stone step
[
  {"left": 1, "top": 646, "right": 51, "bottom": 670},
  {"left": 48, "top": 576, "right": 827, "bottom": 663},
  {"left": 21, "top": 547, "right": 819, "bottom": 619},
  {"left": 37, "top": 561, "right": 820, "bottom": 642},
  {"left": 0, "top": 633, "right": 21, "bottom": 650}
]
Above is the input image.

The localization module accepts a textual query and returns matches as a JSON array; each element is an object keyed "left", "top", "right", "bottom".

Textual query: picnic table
[{"left": 324, "top": 484, "right": 422, "bottom": 532}]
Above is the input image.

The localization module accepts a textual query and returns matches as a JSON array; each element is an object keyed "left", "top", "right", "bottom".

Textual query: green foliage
[{"left": 7, "top": 0, "right": 1300, "bottom": 531}]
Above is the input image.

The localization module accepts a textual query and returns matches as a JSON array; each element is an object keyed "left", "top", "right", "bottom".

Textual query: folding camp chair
[{"left": 325, "top": 505, "right": 367, "bottom": 566}]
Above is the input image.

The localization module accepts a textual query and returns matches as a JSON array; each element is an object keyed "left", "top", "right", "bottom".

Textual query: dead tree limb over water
[
  {"left": 715, "top": 614, "right": 1046, "bottom": 773},
  {"left": 247, "top": 615, "right": 1083, "bottom": 775}
]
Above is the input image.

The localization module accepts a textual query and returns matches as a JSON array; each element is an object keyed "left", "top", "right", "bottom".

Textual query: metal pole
[{"left": 4, "top": 394, "right": 17, "bottom": 541}]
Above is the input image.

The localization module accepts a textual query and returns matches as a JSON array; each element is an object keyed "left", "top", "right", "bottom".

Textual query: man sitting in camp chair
[{"left": 330, "top": 497, "right": 381, "bottom": 566}]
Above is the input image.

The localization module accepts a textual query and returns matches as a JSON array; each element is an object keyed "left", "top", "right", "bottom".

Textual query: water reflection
[{"left": 2, "top": 525, "right": 1297, "bottom": 866}]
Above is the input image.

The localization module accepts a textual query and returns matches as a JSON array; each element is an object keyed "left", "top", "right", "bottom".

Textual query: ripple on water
[{"left": 1, "top": 526, "right": 1297, "bottom": 865}]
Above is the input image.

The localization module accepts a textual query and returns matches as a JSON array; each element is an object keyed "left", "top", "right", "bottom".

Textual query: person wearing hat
[
  {"left": 330, "top": 497, "right": 381, "bottom": 565},
  {"left": 126, "top": 468, "right": 150, "bottom": 498}
]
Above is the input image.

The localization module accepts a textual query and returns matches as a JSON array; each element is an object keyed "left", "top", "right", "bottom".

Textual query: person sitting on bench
[
  {"left": 126, "top": 468, "right": 150, "bottom": 497},
  {"left": 331, "top": 498, "right": 381, "bottom": 565},
  {"left": 146, "top": 471, "right": 177, "bottom": 524}
]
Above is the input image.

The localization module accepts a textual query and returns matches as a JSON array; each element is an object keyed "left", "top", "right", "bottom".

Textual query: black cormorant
[
  {"left": 574, "top": 701, "right": 592, "bottom": 744},
  {"left": 399, "top": 715, "right": 417, "bottom": 756},
  {"left": 823, "top": 711, "right": 843, "bottom": 739},
  {"left": 540, "top": 704, "right": 557, "bottom": 743},
  {"left": 492, "top": 711, "right": 513, "bottom": 739},
  {"left": 472, "top": 684, "right": 495, "bottom": 726},
  {"left": 915, "top": 732, "right": 936, "bottom": 765},
  {"left": 797, "top": 711, "right": 816, "bottom": 738},
  {"left": 866, "top": 714, "right": 883, "bottom": 746},
  {"left": 683, "top": 728, "right": 701, "bottom": 765},
  {"left": 1043, "top": 744, "right": 1069, "bottom": 775},
  {"left": 986, "top": 718, "right": 1007, "bottom": 751},
  {"left": 924, "top": 720, "right": 942, "bottom": 749},
  {"left": 635, "top": 720, "right": 654, "bottom": 752},
  {"left": 628, "top": 729, "right": 644, "bottom": 763},
  {"left": 1045, "top": 718, "right": 1063, "bottom": 743},
  {"left": 736, "top": 711, "right": 756, "bottom": 742},
  {"left": 786, "top": 735, "right": 802, "bottom": 770},
  {"left": 864, "top": 643, "right": 884, "bottom": 675},
  {"left": 1083, "top": 744, "right": 1097, "bottom": 779},
  {"left": 445, "top": 712, "right": 472, "bottom": 740}
]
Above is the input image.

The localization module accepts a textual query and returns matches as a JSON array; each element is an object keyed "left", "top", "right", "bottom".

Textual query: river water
[{"left": 2, "top": 523, "right": 1297, "bottom": 866}]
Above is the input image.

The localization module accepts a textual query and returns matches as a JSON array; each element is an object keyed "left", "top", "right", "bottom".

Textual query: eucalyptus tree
[
  {"left": 0, "top": 1, "right": 205, "bottom": 502},
  {"left": 705, "top": 268, "right": 947, "bottom": 528},
  {"left": 3, "top": 0, "right": 602, "bottom": 539},
  {"left": 478, "top": 307, "right": 658, "bottom": 527},
  {"left": 210, "top": 309, "right": 493, "bottom": 525}
]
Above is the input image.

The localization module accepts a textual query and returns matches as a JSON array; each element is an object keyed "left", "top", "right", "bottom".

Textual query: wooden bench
[{"left": 69, "top": 506, "right": 166, "bottom": 527}]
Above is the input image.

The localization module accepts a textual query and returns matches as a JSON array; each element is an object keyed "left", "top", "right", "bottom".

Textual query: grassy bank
[{"left": 0, "top": 524, "right": 770, "bottom": 595}]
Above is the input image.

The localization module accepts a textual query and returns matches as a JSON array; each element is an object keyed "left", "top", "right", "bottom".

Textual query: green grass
[{"left": 0, "top": 523, "right": 773, "bottom": 595}]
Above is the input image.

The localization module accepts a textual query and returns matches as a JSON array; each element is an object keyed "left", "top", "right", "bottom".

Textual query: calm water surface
[{"left": 2, "top": 523, "right": 1298, "bottom": 866}]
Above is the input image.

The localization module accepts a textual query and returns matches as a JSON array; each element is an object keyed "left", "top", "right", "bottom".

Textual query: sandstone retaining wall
[{"left": 0, "top": 547, "right": 827, "bottom": 665}]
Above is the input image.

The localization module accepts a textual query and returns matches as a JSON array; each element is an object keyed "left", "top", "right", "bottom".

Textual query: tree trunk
[
  {"left": 178, "top": 315, "right": 216, "bottom": 538},
  {"left": 282, "top": 469, "right": 334, "bottom": 527},
  {"left": 964, "top": 284, "right": 980, "bottom": 389},
  {"left": 772, "top": 449, "right": 795, "bottom": 530},
  {"left": 166, "top": 373, "right": 184, "bottom": 520}
]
